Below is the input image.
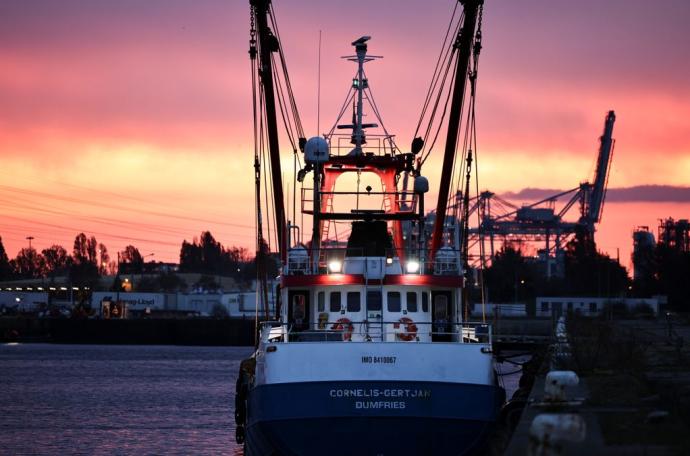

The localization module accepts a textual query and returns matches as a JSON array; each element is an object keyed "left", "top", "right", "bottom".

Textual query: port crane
[{"left": 467, "top": 111, "right": 616, "bottom": 277}]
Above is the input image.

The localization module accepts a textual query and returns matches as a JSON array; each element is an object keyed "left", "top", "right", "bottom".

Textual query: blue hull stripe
[{"left": 245, "top": 381, "right": 503, "bottom": 456}]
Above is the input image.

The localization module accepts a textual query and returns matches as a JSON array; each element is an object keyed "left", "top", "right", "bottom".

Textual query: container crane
[{"left": 466, "top": 110, "right": 616, "bottom": 277}]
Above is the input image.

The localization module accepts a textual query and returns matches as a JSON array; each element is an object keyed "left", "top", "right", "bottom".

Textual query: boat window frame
[
  {"left": 406, "top": 292, "right": 418, "bottom": 312},
  {"left": 434, "top": 294, "right": 448, "bottom": 320},
  {"left": 329, "top": 291, "right": 342, "bottom": 312},
  {"left": 387, "top": 291, "right": 401, "bottom": 312},
  {"left": 317, "top": 291, "right": 325, "bottom": 312},
  {"left": 347, "top": 291, "right": 361, "bottom": 312},
  {"left": 366, "top": 289, "right": 382, "bottom": 312}
]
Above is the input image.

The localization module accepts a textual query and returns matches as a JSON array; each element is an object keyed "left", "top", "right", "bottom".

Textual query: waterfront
[{"left": 1, "top": 343, "right": 523, "bottom": 455}]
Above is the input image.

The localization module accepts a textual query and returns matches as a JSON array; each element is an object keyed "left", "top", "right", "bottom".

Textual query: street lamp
[{"left": 140, "top": 253, "right": 155, "bottom": 289}]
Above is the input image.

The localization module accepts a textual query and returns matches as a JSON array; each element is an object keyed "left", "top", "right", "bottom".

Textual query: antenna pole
[{"left": 317, "top": 30, "right": 322, "bottom": 135}]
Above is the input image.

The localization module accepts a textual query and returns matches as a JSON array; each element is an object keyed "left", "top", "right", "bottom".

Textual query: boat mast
[
  {"left": 251, "top": 0, "right": 287, "bottom": 262},
  {"left": 430, "top": 0, "right": 482, "bottom": 258}
]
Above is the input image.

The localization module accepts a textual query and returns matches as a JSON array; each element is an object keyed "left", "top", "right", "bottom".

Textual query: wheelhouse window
[
  {"left": 421, "top": 292, "right": 429, "bottom": 312},
  {"left": 329, "top": 292, "right": 341, "bottom": 312},
  {"left": 406, "top": 292, "right": 418, "bottom": 312},
  {"left": 292, "top": 295, "right": 305, "bottom": 322},
  {"left": 367, "top": 290, "right": 382, "bottom": 311},
  {"left": 434, "top": 295, "right": 448, "bottom": 320},
  {"left": 317, "top": 291, "right": 325, "bottom": 312},
  {"left": 387, "top": 291, "right": 401, "bottom": 312},
  {"left": 347, "top": 292, "right": 361, "bottom": 312}
]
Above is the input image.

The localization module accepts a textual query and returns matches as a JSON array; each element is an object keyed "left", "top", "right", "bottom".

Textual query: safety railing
[
  {"left": 260, "top": 320, "right": 492, "bottom": 345},
  {"left": 285, "top": 247, "right": 463, "bottom": 276},
  {"left": 328, "top": 134, "right": 398, "bottom": 157},
  {"left": 300, "top": 187, "right": 418, "bottom": 216}
]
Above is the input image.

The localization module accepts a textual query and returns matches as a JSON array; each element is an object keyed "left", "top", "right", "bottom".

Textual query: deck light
[
  {"left": 406, "top": 260, "right": 420, "bottom": 274},
  {"left": 386, "top": 257, "right": 393, "bottom": 265},
  {"left": 328, "top": 260, "right": 342, "bottom": 273}
]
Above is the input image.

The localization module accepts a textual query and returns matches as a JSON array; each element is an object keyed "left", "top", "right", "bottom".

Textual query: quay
[{"left": 502, "top": 314, "right": 690, "bottom": 455}]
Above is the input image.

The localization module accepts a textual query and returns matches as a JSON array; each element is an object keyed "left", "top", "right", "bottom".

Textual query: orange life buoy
[
  {"left": 331, "top": 317, "right": 354, "bottom": 341},
  {"left": 397, "top": 317, "right": 418, "bottom": 341}
]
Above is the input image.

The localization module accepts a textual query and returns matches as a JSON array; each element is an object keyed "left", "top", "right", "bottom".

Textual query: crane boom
[
  {"left": 430, "top": 0, "right": 482, "bottom": 258},
  {"left": 588, "top": 110, "right": 616, "bottom": 226},
  {"left": 251, "top": 0, "right": 287, "bottom": 262}
]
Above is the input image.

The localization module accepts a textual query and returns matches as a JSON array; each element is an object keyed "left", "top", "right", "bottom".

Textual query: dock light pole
[{"left": 140, "top": 253, "right": 154, "bottom": 290}]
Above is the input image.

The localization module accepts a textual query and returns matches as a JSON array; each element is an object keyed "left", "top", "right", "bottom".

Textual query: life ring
[
  {"left": 397, "top": 317, "right": 418, "bottom": 341},
  {"left": 331, "top": 317, "right": 354, "bottom": 341}
]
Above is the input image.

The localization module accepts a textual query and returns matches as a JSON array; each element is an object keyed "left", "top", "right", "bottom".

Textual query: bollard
[
  {"left": 544, "top": 371, "right": 579, "bottom": 402},
  {"left": 528, "top": 413, "right": 586, "bottom": 456}
]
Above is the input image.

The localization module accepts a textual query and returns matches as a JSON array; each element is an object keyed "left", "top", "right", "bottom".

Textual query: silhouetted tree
[
  {"left": 654, "top": 245, "right": 690, "bottom": 310},
  {"left": 72, "top": 233, "right": 98, "bottom": 265},
  {"left": 13, "top": 247, "right": 46, "bottom": 279},
  {"left": 42, "top": 245, "right": 71, "bottom": 282},
  {"left": 178, "top": 231, "right": 276, "bottom": 281},
  {"left": 119, "top": 245, "right": 143, "bottom": 274},
  {"left": 70, "top": 233, "right": 100, "bottom": 285},
  {"left": 563, "top": 226, "right": 629, "bottom": 296},
  {"left": 484, "top": 245, "right": 538, "bottom": 303},
  {"left": 0, "top": 237, "right": 12, "bottom": 280},
  {"left": 179, "top": 240, "right": 202, "bottom": 273},
  {"left": 180, "top": 231, "right": 233, "bottom": 275},
  {"left": 97, "top": 243, "right": 110, "bottom": 275},
  {"left": 200, "top": 231, "right": 223, "bottom": 274}
]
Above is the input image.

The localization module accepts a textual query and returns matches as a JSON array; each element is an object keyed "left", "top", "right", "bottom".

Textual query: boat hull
[{"left": 244, "top": 380, "right": 504, "bottom": 456}]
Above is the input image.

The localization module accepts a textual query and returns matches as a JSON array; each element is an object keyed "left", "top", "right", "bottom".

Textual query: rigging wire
[
  {"left": 414, "top": 6, "right": 462, "bottom": 140},
  {"left": 326, "top": 86, "right": 356, "bottom": 138},
  {"left": 416, "top": 12, "right": 464, "bottom": 167}
]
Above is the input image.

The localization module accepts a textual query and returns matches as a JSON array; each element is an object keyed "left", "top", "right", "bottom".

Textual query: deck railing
[
  {"left": 286, "top": 247, "right": 463, "bottom": 276},
  {"left": 260, "top": 320, "right": 492, "bottom": 346}
]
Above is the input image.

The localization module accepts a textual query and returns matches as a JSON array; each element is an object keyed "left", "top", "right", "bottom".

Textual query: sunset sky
[{"left": 1, "top": 0, "right": 689, "bottom": 270}]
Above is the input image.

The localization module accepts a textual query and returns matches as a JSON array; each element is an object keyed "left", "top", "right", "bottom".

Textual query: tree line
[
  {"left": 0, "top": 231, "right": 268, "bottom": 287},
  {"left": 480, "top": 227, "right": 630, "bottom": 304},
  {"left": 480, "top": 225, "right": 690, "bottom": 311}
]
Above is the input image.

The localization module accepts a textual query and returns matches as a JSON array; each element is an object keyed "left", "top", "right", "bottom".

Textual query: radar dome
[
  {"left": 304, "top": 136, "right": 329, "bottom": 163},
  {"left": 414, "top": 175, "right": 429, "bottom": 193}
]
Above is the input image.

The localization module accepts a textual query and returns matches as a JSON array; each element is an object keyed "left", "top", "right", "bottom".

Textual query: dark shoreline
[{"left": 0, "top": 316, "right": 255, "bottom": 346}]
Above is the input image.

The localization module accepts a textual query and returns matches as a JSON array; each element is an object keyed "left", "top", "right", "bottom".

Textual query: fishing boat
[{"left": 236, "top": 0, "right": 505, "bottom": 454}]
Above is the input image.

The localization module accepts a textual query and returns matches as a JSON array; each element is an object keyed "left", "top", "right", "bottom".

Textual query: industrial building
[{"left": 90, "top": 290, "right": 277, "bottom": 319}]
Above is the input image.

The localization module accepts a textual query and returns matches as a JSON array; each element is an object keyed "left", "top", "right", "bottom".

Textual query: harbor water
[
  {"left": 0, "top": 344, "right": 252, "bottom": 455},
  {"left": 1, "top": 343, "right": 523, "bottom": 455}
]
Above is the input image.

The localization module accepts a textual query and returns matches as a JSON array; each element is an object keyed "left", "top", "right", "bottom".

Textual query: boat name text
[
  {"left": 329, "top": 388, "right": 431, "bottom": 399},
  {"left": 361, "top": 356, "right": 396, "bottom": 364}
]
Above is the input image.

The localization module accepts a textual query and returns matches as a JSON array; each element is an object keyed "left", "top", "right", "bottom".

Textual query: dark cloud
[{"left": 503, "top": 185, "right": 690, "bottom": 203}]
